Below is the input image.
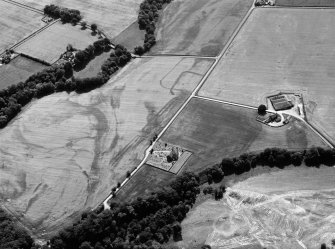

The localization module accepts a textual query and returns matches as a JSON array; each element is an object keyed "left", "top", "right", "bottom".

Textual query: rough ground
[{"left": 178, "top": 166, "right": 335, "bottom": 249}]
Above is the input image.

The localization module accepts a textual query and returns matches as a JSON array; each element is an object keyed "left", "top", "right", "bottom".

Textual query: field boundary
[
  {"left": 259, "top": 5, "right": 335, "bottom": 9},
  {"left": 0, "top": 19, "right": 59, "bottom": 56},
  {"left": 1, "top": 0, "right": 44, "bottom": 14}
]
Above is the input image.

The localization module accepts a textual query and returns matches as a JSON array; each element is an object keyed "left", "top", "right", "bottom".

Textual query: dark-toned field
[
  {"left": 0, "top": 55, "right": 46, "bottom": 89},
  {"left": 275, "top": 0, "right": 335, "bottom": 6},
  {"left": 114, "top": 165, "right": 175, "bottom": 203},
  {"left": 161, "top": 98, "right": 327, "bottom": 173},
  {"left": 74, "top": 51, "right": 111, "bottom": 78},
  {"left": 150, "top": 0, "right": 253, "bottom": 56}
]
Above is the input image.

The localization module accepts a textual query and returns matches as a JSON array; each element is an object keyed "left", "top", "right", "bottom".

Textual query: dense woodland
[{"left": 0, "top": 208, "right": 33, "bottom": 249}]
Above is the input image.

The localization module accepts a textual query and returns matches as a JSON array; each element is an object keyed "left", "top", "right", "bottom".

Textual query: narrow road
[
  {"left": 102, "top": 3, "right": 256, "bottom": 209},
  {"left": 136, "top": 54, "right": 217, "bottom": 60},
  {"left": 195, "top": 96, "right": 258, "bottom": 111}
]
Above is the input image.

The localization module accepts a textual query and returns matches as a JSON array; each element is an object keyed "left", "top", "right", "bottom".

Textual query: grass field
[
  {"left": 74, "top": 51, "right": 111, "bottom": 78},
  {"left": 161, "top": 98, "right": 327, "bottom": 173},
  {"left": 114, "top": 164, "right": 175, "bottom": 203},
  {"left": 17, "top": 0, "right": 143, "bottom": 38},
  {"left": 0, "top": 55, "right": 46, "bottom": 89},
  {"left": 111, "top": 22, "right": 145, "bottom": 52},
  {"left": 0, "top": 1, "right": 45, "bottom": 53},
  {"left": 0, "top": 57, "right": 212, "bottom": 237},
  {"left": 149, "top": 0, "right": 253, "bottom": 56},
  {"left": 16, "top": 22, "right": 97, "bottom": 64},
  {"left": 275, "top": 0, "right": 335, "bottom": 6},
  {"left": 199, "top": 8, "right": 335, "bottom": 145},
  {"left": 177, "top": 166, "right": 335, "bottom": 249}
]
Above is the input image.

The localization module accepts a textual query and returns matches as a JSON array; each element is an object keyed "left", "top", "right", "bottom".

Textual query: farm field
[
  {"left": 17, "top": 0, "right": 143, "bottom": 38},
  {"left": 16, "top": 21, "right": 97, "bottom": 64},
  {"left": 0, "top": 1, "right": 45, "bottom": 53},
  {"left": 199, "top": 8, "right": 335, "bottom": 144},
  {"left": 178, "top": 166, "right": 335, "bottom": 249},
  {"left": 74, "top": 51, "right": 111, "bottom": 78},
  {"left": 112, "top": 22, "right": 145, "bottom": 52},
  {"left": 149, "top": 0, "right": 253, "bottom": 56},
  {"left": 0, "top": 57, "right": 213, "bottom": 237},
  {"left": 161, "top": 98, "right": 327, "bottom": 173},
  {"left": 275, "top": 0, "right": 335, "bottom": 6},
  {"left": 0, "top": 55, "right": 46, "bottom": 89},
  {"left": 114, "top": 164, "right": 175, "bottom": 203}
]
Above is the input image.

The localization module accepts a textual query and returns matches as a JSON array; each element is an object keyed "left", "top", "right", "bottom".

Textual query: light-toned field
[
  {"left": 178, "top": 166, "right": 335, "bottom": 249},
  {"left": 149, "top": 0, "right": 253, "bottom": 56},
  {"left": 0, "top": 55, "right": 46, "bottom": 89},
  {"left": 276, "top": 0, "right": 335, "bottom": 6},
  {"left": 199, "top": 8, "right": 335, "bottom": 144},
  {"left": 16, "top": 22, "right": 97, "bottom": 64},
  {"left": 162, "top": 98, "right": 327, "bottom": 173},
  {"left": 0, "top": 1, "right": 45, "bottom": 53},
  {"left": 17, "top": 0, "right": 143, "bottom": 38},
  {"left": 0, "top": 57, "right": 212, "bottom": 236}
]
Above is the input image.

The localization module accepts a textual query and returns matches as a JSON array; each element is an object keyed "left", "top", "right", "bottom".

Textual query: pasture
[
  {"left": 16, "top": 22, "right": 97, "bottom": 64},
  {"left": 150, "top": 0, "right": 253, "bottom": 56},
  {"left": 112, "top": 22, "right": 145, "bottom": 52},
  {"left": 178, "top": 166, "right": 335, "bottom": 249},
  {"left": 0, "top": 1, "right": 45, "bottom": 53},
  {"left": 0, "top": 57, "right": 212, "bottom": 236},
  {"left": 275, "top": 0, "right": 335, "bottom": 6},
  {"left": 74, "top": 51, "right": 111, "bottom": 78},
  {"left": 199, "top": 8, "right": 335, "bottom": 144},
  {"left": 17, "top": 0, "right": 143, "bottom": 38},
  {"left": 161, "top": 98, "right": 326, "bottom": 173},
  {"left": 0, "top": 55, "right": 46, "bottom": 89}
]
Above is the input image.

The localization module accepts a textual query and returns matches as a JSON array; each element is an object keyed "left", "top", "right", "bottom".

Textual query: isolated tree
[
  {"left": 91, "top": 23, "right": 98, "bottom": 32},
  {"left": 81, "top": 21, "right": 87, "bottom": 29},
  {"left": 258, "top": 104, "right": 267, "bottom": 115},
  {"left": 320, "top": 243, "right": 327, "bottom": 249}
]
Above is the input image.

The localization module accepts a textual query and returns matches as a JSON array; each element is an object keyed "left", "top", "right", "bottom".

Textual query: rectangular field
[
  {"left": 0, "top": 1, "right": 45, "bottom": 53},
  {"left": 149, "top": 0, "right": 253, "bottom": 56},
  {"left": 199, "top": 8, "right": 335, "bottom": 144},
  {"left": 16, "top": 22, "right": 97, "bottom": 64},
  {"left": 0, "top": 55, "right": 47, "bottom": 89},
  {"left": 275, "top": 0, "right": 335, "bottom": 6},
  {"left": 16, "top": 0, "right": 143, "bottom": 38},
  {"left": 161, "top": 98, "right": 327, "bottom": 173},
  {"left": 0, "top": 57, "right": 213, "bottom": 237}
]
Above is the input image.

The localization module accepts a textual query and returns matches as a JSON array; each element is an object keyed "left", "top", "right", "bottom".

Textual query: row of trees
[
  {"left": 0, "top": 208, "right": 33, "bottom": 249},
  {"left": 44, "top": 4, "right": 82, "bottom": 24},
  {"left": 134, "top": 0, "right": 173, "bottom": 55},
  {"left": 50, "top": 172, "right": 200, "bottom": 249},
  {"left": 200, "top": 147, "right": 335, "bottom": 185}
]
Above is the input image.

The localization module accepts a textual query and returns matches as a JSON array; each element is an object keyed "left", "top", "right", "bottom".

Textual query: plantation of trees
[{"left": 44, "top": 4, "right": 82, "bottom": 24}]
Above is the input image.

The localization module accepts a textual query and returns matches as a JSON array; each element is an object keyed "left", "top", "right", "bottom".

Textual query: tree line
[
  {"left": 134, "top": 0, "right": 173, "bottom": 55},
  {"left": 200, "top": 147, "right": 335, "bottom": 185},
  {"left": 44, "top": 4, "right": 82, "bottom": 24}
]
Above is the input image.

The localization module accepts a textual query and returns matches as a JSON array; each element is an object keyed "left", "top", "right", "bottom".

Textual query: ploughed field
[
  {"left": 199, "top": 8, "right": 335, "bottom": 145},
  {"left": 0, "top": 55, "right": 46, "bottom": 89},
  {"left": 178, "top": 166, "right": 335, "bottom": 249},
  {"left": 161, "top": 98, "right": 327, "bottom": 173},
  {"left": 150, "top": 0, "right": 253, "bottom": 56},
  {"left": 0, "top": 1, "right": 45, "bottom": 53},
  {"left": 0, "top": 57, "right": 213, "bottom": 237},
  {"left": 16, "top": 21, "right": 97, "bottom": 64},
  {"left": 17, "top": 0, "right": 143, "bottom": 38}
]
